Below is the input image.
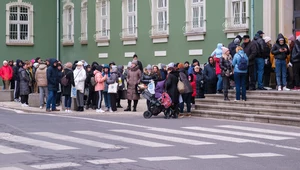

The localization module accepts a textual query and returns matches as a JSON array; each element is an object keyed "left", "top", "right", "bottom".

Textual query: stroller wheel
[{"left": 143, "top": 111, "right": 152, "bottom": 119}]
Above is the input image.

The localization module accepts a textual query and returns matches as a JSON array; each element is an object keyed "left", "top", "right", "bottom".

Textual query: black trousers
[
  {"left": 179, "top": 93, "right": 192, "bottom": 113},
  {"left": 14, "top": 80, "right": 20, "bottom": 99},
  {"left": 10, "top": 80, "right": 15, "bottom": 89},
  {"left": 117, "top": 90, "right": 122, "bottom": 106},
  {"left": 223, "top": 76, "right": 230, "bottom": 97},
  {"left": 20, "top": 95, "right": 28, "bottom": 104},
  {"left": 263, "top": 64, "right": 272, "bottom": 87},
  {"left": 110, "top": 93, "right": 117, "bottom": 111},
  {"left": 247, "top": 64, "right": 256, "bottom": 89},
  {"left": 205, "top": 82, "right": 216, "bottom": 94},
  {"left": 293, "top": 62, "right": 300, "bottom": 87},
  {"left": 87, "top": 88, "right": 97, "bottom": 106}
]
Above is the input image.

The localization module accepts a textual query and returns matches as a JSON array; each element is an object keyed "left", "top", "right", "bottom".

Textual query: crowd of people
[{"left": 0, "top": 30, "right": 299, "bottom": 118}]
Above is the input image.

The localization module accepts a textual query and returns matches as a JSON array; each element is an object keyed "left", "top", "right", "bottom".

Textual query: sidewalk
[{"left": 0, "top": 99, "right": 148, "bottom": 116}]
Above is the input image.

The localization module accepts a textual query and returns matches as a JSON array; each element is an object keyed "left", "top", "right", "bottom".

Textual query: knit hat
[
  {"left": 31, "top": 59, "right": 35, "bottom": 64},
  {"left": 127, "top": 61, "right": 132, "bottom": 67},
  {"left": 161, "top": 64, "right": 166, "bottom": 69},
  {"left": 167, "top": 62, "right": 174, "bottom": 68},
  {"left": 234, "top": 38, "right": 240, "bottom": 44},
  {"left": 177, "top": 63, "right": 184, "bottom": 69},
  {"left": 192, "top": 59, "right": 198, "bottom": 64},
  {"left": 132, "top": 60, "right": 138, "bottom": 65},
  {"left": 33, "top": 63, "right": 39, "bottom": 68},
  {"left": 146, "top": 64, "right": 152, "bottom": 70},
  {"left": 103, "top": 64, "right": 109, "bottom": 68},
  {"left": 3, "top": 60, "right": 8, "bottom": 65},
  {"left": 288, "top": 35, "right": 295, "bottom": 41},
  {"left": 264, "top": 36, "right": 271, "bottom": 43},
  {"left": 222, "top": 47, "right": 229, "bottom": 54},
  {"left": 111, "top": 65, "right": 118, "bottom": 72},
  {"left": 96, "top": 65, "right": 103, "bottom": 72}
]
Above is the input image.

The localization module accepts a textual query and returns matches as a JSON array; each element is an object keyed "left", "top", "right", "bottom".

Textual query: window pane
[
  {"left": 128, "top": 0, "right": 133, "bottom": 12},
  {"left": 295, "top": 0, "right": 300, "bottom": 11},
  {"left": 9, "top": 6, "right": 18, "bottom": 21},
  {"left": 193, "top": 0, "right": 199, "bottom": 3},
  {"left": 193, "top": 7, "right": 199, "bottom": 28},
  {"left": 20, "top": 24, "right": 28, "bottom": 40},
  {"left": 296, "top": 17, "right": 300, "bottom": 29},
  {"left": 9, "top": 24, "right": 18, "bottom": 40},
  {"left": 158, "top": 11, "right": 164, "bottom": 30},
  {"left": 128, "top": 16, "right": 134, "bottom": 34},
  {"left": 233, "top": 2, "right": 240, "bottom": 24},
  {"left": 102, "top": 19, "right": 107, "bottom": 36},
  {"left": 158, "top": 0, "right": 166, "bottom": 8},
  {"left": 20, "top": 12, "right": 28, "bottom": 21},
  {"left": 102, "top": 1, "right": 107, "bottom": 15},
  {"left": 242, "top": 1, "right": 246, "bottom": 24},
  {"left": 68, "top": 8, "right": 72, "bottom": 22},
  {"left": 200, "top": 6, "right": 204, "bottom": 27}
]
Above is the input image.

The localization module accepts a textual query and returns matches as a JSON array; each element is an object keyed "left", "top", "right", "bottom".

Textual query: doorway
[{"left": 294, "top": 0, "right": 300, "bottom": 36}]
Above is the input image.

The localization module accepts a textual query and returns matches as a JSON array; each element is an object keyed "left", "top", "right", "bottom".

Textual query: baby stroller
[{"left": 141, "top": 88, "right": 172, "bottom": 119}]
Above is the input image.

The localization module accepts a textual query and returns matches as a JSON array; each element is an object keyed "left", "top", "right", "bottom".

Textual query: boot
[
  {"left": 77, "top": 106, "right": 81, "bottom": 111},
  {"left": 80, "top": 106, "right": 84, "bottom": 112},
  {"left": 132, "top": 100, "right": 138, "bottom": 112},
  {"left": 124, "top": 100, "right": 131, "bottom": 111},
  {"left": 224, "top": 93, "right": 230, "bottom": 101}
]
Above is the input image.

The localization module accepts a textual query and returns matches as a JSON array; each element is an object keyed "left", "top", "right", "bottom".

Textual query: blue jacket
[
  {"left": 211, "top": 43, "right": 223, "bottom": 58},
  {"left": 47, "top": 58, "right": 59, "bottom": 91},
  {"left": 233, "top": 50, "right": 249, "bottom": 73}
]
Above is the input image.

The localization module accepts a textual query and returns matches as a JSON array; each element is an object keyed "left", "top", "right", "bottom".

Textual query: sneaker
[
  {"left": 96, "top": 109, "right": 105, "bottom": 113},
  {"left": 109, "top": 108, "right": 113, "bottom": 113},
  {"left": 105, "top": 107, "right": 109, "bottom": 111},
  {"left": 283, "top": 86, "right": 290, "bottom": 91},
  {"left": 65, "top": 109, "right": 68, "bottom": 113},
  {"left": 22, "top": 104, "right": 29, "bottom": 107},
  {"left": 234, "top": 99, "right": 240, "bottom": 102},
  {"left": 40, "top": 106, "right": 43, "bottom": 109},
  {"left": 14, "top": 99, "right": 20, "bottom": 102},
  {"left": 278, "top": 86, "right": 282, "bottom": 91}
]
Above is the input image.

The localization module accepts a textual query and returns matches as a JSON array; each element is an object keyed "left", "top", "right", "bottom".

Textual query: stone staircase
[{"left": 193, "top": 90, "right": 300, "bottom": 127}]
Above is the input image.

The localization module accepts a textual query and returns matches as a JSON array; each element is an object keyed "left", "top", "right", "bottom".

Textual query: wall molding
[
  {"left": 154, "top": 51, "right": 167, "bottom": 57},
  {"left": 189, "top": 49, "right": 203, "bottom": 56},
  {"left": 98, "top": 53, "right": 108, "bottom": 58}
]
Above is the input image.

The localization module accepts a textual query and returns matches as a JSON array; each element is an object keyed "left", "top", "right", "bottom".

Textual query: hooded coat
[
  {"left": 73, "top": 65, "right": 87, "bottom": 93},
  {"left": 35, "top": 63, "right": 48, "bottom": 87},
  {"left": 18, "top": 67, "right": 30, "bottom": 95},
  {"left": 228, "top": 35, "right": 242, "bottom": 57},
  {"left": 188, "top": 59, "right": 200, "bottom": 75},
  {"left": 47, "top": 58, "right": 59, "bottom": 91},
  {"left": 94, "top": 69, "right": 106, "bottom": 91},
  {"left": 62, "top": 68, "right": 75, "bottom": 96},
  {"left": 253, "top": 33, "right": 266, "bottom": 58},
  {"left": 211, "top": 43, "right": 223, "bottom": 58},
  {"left": 271, "top": 34, "right": 290, "bottom": 60},
  {"left": 203, "top": 57, "right": 217, "bottom": 84},
  {"left": 270, "top": 36, "right": 290, "bottom": 68},
  {"left": 126, "top": 65, "right": 142, "bottom": 100},
  {"left": 292, "top": 40, "right": 300, "bottom": 63},
  {"left": 0, "top": 64, "right": 13, "bottom": 81},
  {"left": 178, "top": 68, "right": 193, "bottom": 94},
  {"left": 13, "top": 59, "right": 23, "bottom": 81},
  {"left": 165, "top": 70, "right": 179, "bottom": 104},
  {"left": 242, "top": 40, "right": 257, "bottom": 66}
]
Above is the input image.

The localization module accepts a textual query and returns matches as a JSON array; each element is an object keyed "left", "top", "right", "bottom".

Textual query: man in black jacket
[
  {"left": 242, "top": 35, "right": 257, "bottom": 90},
  {"left": 203, "top": 57, "right": 217, "bottom": 94},
  {"left": 133, "top": 54, "right": 143, "bottom": 72},
  {"left": 228, "top": 35, "right": 242, "bottom": 57},
  {"left": 292, "top": 36, "right": 300, "bottom": 89},
  {"left": 46, "top": 58, "right": 60, "bottom": 112},
  {"left": 12, "top": 59, "right": 23, "bottom": 102}
]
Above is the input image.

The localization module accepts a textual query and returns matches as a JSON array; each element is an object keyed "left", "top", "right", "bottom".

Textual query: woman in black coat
[
  {"left": 165, "top": 66, "right": 179, "bottom": 119},
  {"left": 62, "top": 62, "right": 75, "bottom": 112}
]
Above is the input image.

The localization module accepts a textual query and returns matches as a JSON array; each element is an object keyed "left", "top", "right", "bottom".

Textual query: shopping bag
[
  {"left": 71, "top": 86, "right": 77, "bottom": 98},
  {"left": 147, "top": 81, "right": 155, "bottom": 94},
  {"left": 108, "top": 83, "right": 118, "bottom": 93}
]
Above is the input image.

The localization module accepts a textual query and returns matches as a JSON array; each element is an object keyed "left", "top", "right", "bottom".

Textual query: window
[
  {"left": 184, "top": 0, "right": 206, "bottom": 41},
  {"left": 95, "top": 0, "right": 110, "bottom": 46},
  {"left": 62, "top": 1, "right": 74, "bottom": 45},
  {"left": 6, "top": 0, "right": 34, "bottom": 45},
  {"left": 150, "top": 0, "right": 169, "bottom": 43},
  {"left": 225, "top": 0, "right": 249, "bottom": 30},
  {"left": 80, "top": 0, "right": 88, "bottom": 44},
  {"left": 121, "top": 0, "right": 137, "bottom": 43}
]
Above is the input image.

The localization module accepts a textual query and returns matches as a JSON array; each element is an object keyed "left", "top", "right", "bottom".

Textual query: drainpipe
[
  {"left": 250, "top": 0, "right": 254, "bottom": 38},
  {"left": 56, "top": 0, "right": 60, "bottom": 61}
]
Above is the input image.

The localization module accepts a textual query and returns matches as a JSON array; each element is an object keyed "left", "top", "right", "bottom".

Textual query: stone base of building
[{"left": 0, "top": 90, "right": 14, "bottom": 102}]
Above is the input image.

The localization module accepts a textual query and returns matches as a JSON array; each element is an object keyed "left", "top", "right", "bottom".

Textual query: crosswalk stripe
[
  {"left": 182, "top": 127, "right": 294, "bottom": 140},
  {"left": 218, "top": 125, "right": 300, "bottom": 137},
  {"left": 238, "top": 153, "right": 284, "bottom": 158},
  {"left": 190, "top": 154, "right": 238, "bottom": 159},
  {"left": 72, "top": 131, "right": 173, "bottom": 147},
  {"left": 30, "top": 162, "right": 81, "bottom": 169},
  {"left": 29, "top": 132, "right": 126, "bottom": 149},
  {"left": 87, "top": 158, "right": 137, "bottom": 165},
  {"left": 0, "top": 167, "right": 24, "bottom": 170},
  {"left": 0, "top": 145, "right": 29, "bottom": 154},
  {"left": 110, "top": 129, "right": 215, "bottom": 145},
  {"left": 139, "top": 156, "right": 189, "bottom": 161},
  {"left": 0, "top": 133, "right": 78, "bottom": 151},
  {"left": 147, "top": 128, "right": 256, "bottom": 143}
]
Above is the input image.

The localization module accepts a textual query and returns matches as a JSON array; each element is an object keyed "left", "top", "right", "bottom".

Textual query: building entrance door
[{"left": 294, "top": 0, "right": 300, "bottom": 36}]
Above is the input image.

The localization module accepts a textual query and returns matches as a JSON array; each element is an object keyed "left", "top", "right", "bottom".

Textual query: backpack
[
  {"left": 160, "top": 92, "right": 172, "bottom": 109},
  {"left": 238, "top": 54, "right": 248, "bottom": 71},
  {"left": 177, "top": 77, "right": 185, "bottom": 94},
  {"left": 61, "top": 74, "right": 69, "bottom": 86}
]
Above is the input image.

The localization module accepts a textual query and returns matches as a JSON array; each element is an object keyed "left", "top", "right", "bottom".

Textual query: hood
[
  {"left": 38, "top": 63, "right": 47, "bottom": 70},
  {"left": 253, "top": 33, "right": 260, "bottom": 40},
  {"left": 111, "top": 65, "right": 118, "bottom": 73},
  {"left": 91, "top": 62, "right": 99, "bottom": 70},
  {"left": 276, "top": 33, "right": 286, "bottom": 44},
  {"left": 49, "top": 58, "right": 57, "bottom": 67},
  {"left": 217, "top": 43, "right": 223, "bottom": 49},
  {"left": 208, "top": 57, "right": 215, "bottom": 66},
  {"left": 117, "top": 65, "right": 124, "bottom": 73},
  {"left": 16, "top": 59, "right": 23, "bottom": 68},
  {"left": 238, "top": 49, "right": 245, "bottom": 56}
]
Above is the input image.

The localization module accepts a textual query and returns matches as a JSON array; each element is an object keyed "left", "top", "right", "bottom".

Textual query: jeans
[
  {"left": 179, "top": 93, "right": 192, "bottom": 113},
  {"left": 76, "top": 91, "right": 84, "bottom": 107},
  {"left": 46, "top": 90, "right": 57, "bottom": 110},
  {"left": 64, "top": 95, "right": 72, "bottom": 108},
  {"left": 103, "top": 92, "right": 111, "bottom": 108},
  {"left": 275, "top": 59, "right": 287, "bottom": 86},
  {"left": 39, "top": 86, "right": 48, "bottom": 107},
  {"left": 234, "top": 72, "right": 247, "bottom": 100},
  {"left": 256, "top": 58, "right": 265, "bottom": 88},
  {"left": 217, "top": 74, "right": 223, "bottom": 91},
  {"left": 293, "top": 62, "right": 300, "bottom": 87}
]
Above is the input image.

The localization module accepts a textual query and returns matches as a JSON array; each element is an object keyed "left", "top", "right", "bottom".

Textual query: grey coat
[
  {"left": 126, "top": 66, "right": 142, "bottom": 100},
  {"left": 18, "top": 67, "right": 30, "bottom": 95}
]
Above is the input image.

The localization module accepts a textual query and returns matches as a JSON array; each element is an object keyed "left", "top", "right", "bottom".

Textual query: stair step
[
  {"left": 203, "top": 94, "right": 300, "bottom": 104},
  {"left": 227, "top": 90, "right": 300, "bottom": 97},
  {"left": 195, "top": 99, "right": 300, "bottom": 110},
  {"left": 195, "top": 104, "right": 300, "bottom": 117},
  {"left": 192, "top": 110, "right": 300, "bottom": 127}
]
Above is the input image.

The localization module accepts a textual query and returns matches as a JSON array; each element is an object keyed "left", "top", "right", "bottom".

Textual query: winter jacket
[
  {"left": 160, "top": 69, "right": 167, "bottom": 80},
  {"left": 73, "top": 67, "right": 86, "bottom": 93},
  {"left": 220, "top": 55, "right": 233, "bottom": 77},
  {"left": 127, "top": 66, "right": 142, "bottom": 100},
  {"left": 46, "top": 58, "right": 59, "bottom": 91},
  {"left": 62, "top": 68, "right": 75, "bottom": 96},
  {"left": 140, "top": 73, "right": 157, "bottom": 85},
  {"left": 188, "top": 59, "right": 200, "bottom": 75},
  {"left": 214, "top": 57, "right": 221, "bottom": 75},
  {"left": 0, "top": 65, "right": 13, "bottom": 81},
  {"left": 13, "top": 59, "right": 23, "bottom": 81},
  {"left": 270, "top": 36, "right": 290, "bottom": 68},
  {"left": 228, "top": 41, "right": 239, "bottom": 57},
  {"left": 193, "top": 71, "right": 205, "bottom": 98},
  {"left": 35, "top": 64, "right": 48, "bottom": 87},
  {"left": 94, "top": 70, "right": 106, "bottom": 91},
  {"left": 233, "top": 50, "right": 249, "bottom": 73},
  {"left": 292, "top": 40, "right": 300, "bottom": 63},
  {"left": 242, "top": 40, "right": 257, "bottom": 65},
  {"left": 178, "top": 69, "right": 193, "bottom": 94},
  {"left": 211, "top": 43, "right": 223, "bottom": 58},
  {"left": 107, "top": 71, "right": 119, "bottom": 85},
  {"left": 155, "top": 80, "right": 165, "bottom": 99},
  {"left": 253, "top": 34, "right": 266, "bottom": 58},
  {"left": 271, "top": 34, "right": 290, "bottom": 60},
  {"left": 165, "top": 70, "right": 179, "bottom": 104},
  {"left": 190, "top": 78, "right": 196, "bottom": 97},
  {"left": 18, "top": 67, "right": 30, "bottom": 95},
  {"left": 203, "top": 62, "right": 217, "bottom": 84},
  {"left": 117, "top": 65, "right": 125, "bottom": 90}
]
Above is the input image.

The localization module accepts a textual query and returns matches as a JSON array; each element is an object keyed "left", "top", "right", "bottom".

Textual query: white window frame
[
  {"left": 95, "top": 0, "right": 110, "bottom": 46},
  {"left": 80, "top": 0, "right": 88, "bottom": 44},
  {"left": 184, "top": 0, "right": 206, "bottom": 41},
  {"left": 62, "top": 1, "right": 74, "bottom": 45},
  {"left": 121, "top": 0, "right": 138, "bottom": 45},
  {"left": 224, "top": 0, "right": 249, "bottom": 30},
  {"left": 150, "top": 0, "right": 169, "bottom": 43},
  {"left": 6, "top": 0, "right": 34, "bottom": 46}
]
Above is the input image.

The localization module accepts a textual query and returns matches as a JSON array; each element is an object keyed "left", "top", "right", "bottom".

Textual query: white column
[
  {"left": 279, "top": 0, "right": 293, "bottom": 37},
  {"left": 263, "top": 0, "right": 276, "bottom": 42}
]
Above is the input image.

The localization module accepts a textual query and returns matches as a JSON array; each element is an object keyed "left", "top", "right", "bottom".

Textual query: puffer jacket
[
  {"left": 233, "top": 50, "right": 249, "bottom": 73},
  {"left": 127, "top": 66, "right": 142, "bottom": 100},
  {"left": 270, "top": 36, "right": 290, "bottom": 68},
  {"left": 292, "top": 40, "right": 300, "bottom": 63},
  {"left": 0, "top": 65, "right": 13, "bottom": 81},
  {"left": 74, "top": 67, "right": 86, "bottom": 93},
  {"left": 140, "top": 72, "right": 157, "bottom": 85},
  {"left": 94, "top": 70, "right": 106, "bottom": 91},
  {"left": 35, "top": 64, "right": 48, "bottom": 87},
  {"left": 62, "top": 68, "right": 75, "bottom": 96},
  {"left": 18, "top": 67, "right": 30, "bottom": 95},
  {"left": 46, "top": 58, "right": 59, "bottom": 91},
  {"left": 271, "top": 34, "right": 290, "bottom": 60}
]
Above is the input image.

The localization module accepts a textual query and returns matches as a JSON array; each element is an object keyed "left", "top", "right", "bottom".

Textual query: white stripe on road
[
  {"left": 139, "top": 156, "right": 189, "bottom": 161},
  {"left": 218, "top": 125, "right": 300, "bottom": 137},
  {"left": 238, "top": 153, "right": 284, "bottom": 158},
  {"left": 110, "top": 129, "right": 215, "bottom": 145},
  {"left": 147, "top": 128, "right": 256, "bottom": 143},
  {"left": 87, "top": 158, "right": 137, "bottom": 165},
  {"left": 0, "top": 145, "right": 29, "bottom": 154},
  {"left": 0, "top": 167, "right": 24, "bottom": 170},
  {"left": 182, "top": 127, "right": 294, "bottom": 140},
  {"left": 0, "top": 133, "right": 78, "bottom": 151},
  {"left": 190, "top": 154, "right": 238, "bottom": 159},
  {"left": 72, "top": 131, "right": 173, "bottom": 147},
  {"left": 29, "top": 132, "right": 126, "bottom": 149},
  {"left": 30, "top": 162, "right": 81, "bottom": 169}
]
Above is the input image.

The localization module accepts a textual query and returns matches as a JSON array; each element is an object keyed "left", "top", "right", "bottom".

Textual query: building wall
[
  {"left": 60, "top": 0, "right": 264, "bottom": 66},
  {"left": 0, "top": 0, "right": 57, "bottom": 62}
]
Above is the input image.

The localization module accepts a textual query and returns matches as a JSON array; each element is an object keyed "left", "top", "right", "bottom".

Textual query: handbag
[
  {"left": 177, "top": 78, "right": 185, "bottom": 94},
  {"left": 120, "top": 90, "right": 127, "bottom": 100},
  {"left": 108, "top": 82, "right": 118, "bottom": 93}
]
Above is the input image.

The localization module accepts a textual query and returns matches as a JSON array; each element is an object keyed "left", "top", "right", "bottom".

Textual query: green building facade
[{"left": 1, "top": 0, "right": 298, "bottom": 66}]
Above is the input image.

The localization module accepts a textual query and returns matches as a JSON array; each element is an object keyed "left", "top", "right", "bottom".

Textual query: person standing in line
[
  {"left": 94, "top": 65, "right": 107, "bottom": 113},
  {"left": 106, "top": 65, "right": 119, "bottom": 112},
  {"left": 116, "top": 65, "right": 125, "bottom": 108},
  {"left": 18, "top": 62, "right": 30, "bottom": 107},
  {"left": 203, "top": 57, "right": 217, "bottom": 94},
  {"left": 263, "top": 36, "right": 273, "bottom": 88},
  {"left": 211, "top": 43, "right": 224, "bottom": 94},
  {"left": 228, "top": 35, "right": 242, "bottom": 58},
  {"left": 133, "top": 54, "right": 143, "bottom": 73},
  {"left": 242, "top": 35, "right": 257, "bottom": 90},
  {"left": 291, "top": 36, "right": 300, "bottom": 90},
  {"left": 73, "top": 61, "right": 87, "bottom": 112},
  {"left": 62, "top": 62, "right": 75, "bottom": 113},
  {"left": 220, "top": 47, "right": 233, "bottom": 101},
  {"left": 35, "top": 61, "right": 48, "bottom": 109},
  {"left": 0, "top": 60, "right": 13, "bottom": 90},
  {"left": 46, "top": 58, "right": 60, "bottom": 112},
  {"left": 13, "top": 60, "right": 24, "bottom": 102},
  {"left": 102, "top": 64, "right": 112, "bottom": 112},
  {"left": 56, "top": 63, "right": 63, "bottom": 106}
]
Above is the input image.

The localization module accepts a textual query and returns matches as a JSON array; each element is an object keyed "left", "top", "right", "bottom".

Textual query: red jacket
[
  {"left": 191, "top": 74, "right": 197, "bottom": 97},
  {"left": 0, "top": 65, "right": 13, "bottom": 81},
  {"left": 214, "top": 57, "right": 221, "bottom": 75}
]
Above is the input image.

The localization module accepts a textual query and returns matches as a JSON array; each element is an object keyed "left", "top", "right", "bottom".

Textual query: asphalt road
[{"left": 0, "top": 108, "right": 300, "bottom": 170}]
